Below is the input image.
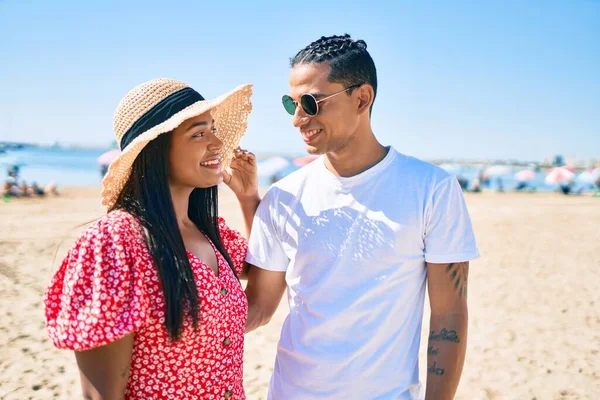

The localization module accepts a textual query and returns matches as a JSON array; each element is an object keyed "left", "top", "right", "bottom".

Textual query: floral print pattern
[{"left": 44, "top": 210, "right": 248, "bottom": 399}]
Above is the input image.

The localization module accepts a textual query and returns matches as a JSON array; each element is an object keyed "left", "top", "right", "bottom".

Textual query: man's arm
[
  {"left": 244, "top": 265, "right": 287, "bottom": 333},
  {"left": 424, "top": 261, "right": 469, "bottom": 400}
]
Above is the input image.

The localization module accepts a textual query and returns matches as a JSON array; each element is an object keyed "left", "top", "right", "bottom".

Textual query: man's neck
[{"left": 324, "top": 128, "right": 388, "bottom": 178}]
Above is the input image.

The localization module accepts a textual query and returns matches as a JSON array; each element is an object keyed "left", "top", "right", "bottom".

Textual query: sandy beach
[{"left": 0, "top": 187, "right": 599, "bottom": 399}]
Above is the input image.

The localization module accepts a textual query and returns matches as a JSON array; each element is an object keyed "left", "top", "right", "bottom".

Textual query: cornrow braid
[
  {"left": 293, "top": 34, "right": 368, "bottom": 64},
  {"left": 290, "top": 34, "right": 378, "bottom": 114}
]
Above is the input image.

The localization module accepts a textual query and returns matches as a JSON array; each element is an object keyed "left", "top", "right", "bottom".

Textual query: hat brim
[{"left": 101, "top": 83, "right": 253, "bottom": 208}]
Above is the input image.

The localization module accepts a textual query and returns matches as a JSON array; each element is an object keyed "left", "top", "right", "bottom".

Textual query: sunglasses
[{"left": 282, "top": 84, "right": 362, "bottom": 117}]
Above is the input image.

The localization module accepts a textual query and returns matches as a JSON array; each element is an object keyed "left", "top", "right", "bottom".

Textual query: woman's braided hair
[{"left": 290, "top": 34, "right": 378, "bottom": 113}]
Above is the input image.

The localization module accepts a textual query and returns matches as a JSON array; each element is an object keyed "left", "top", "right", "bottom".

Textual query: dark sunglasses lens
[
  {"left": 282, "top": 95, "right": 296, "bottom": 115},
  {"left": 300, "top": 94, "right": 318, "bottom": 116}
]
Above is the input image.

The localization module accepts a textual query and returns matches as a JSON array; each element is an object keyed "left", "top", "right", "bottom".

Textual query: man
[{"left": 244, "top": 34, "right": 479, "bottom": 400}]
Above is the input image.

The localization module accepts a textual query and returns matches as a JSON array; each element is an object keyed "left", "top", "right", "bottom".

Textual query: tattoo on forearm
[
  {"left": 427, "top": 346, "right": 439, "bottom": 355},
  {"left": 427, "top": 361, "right": 445, "bottom": 376},
  {"left": 429, "top": 328, "right": 460, "bottom": 343},
  {"left": 446, "top": 262, "right": 469, "bottom": 298}
]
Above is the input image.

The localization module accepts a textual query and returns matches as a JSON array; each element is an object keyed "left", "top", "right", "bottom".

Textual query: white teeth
[
  {"left": 200, "top": 159, "right": 220, "bottom": 166},
  {"left": 305, "top": 129, "right": 320, "bottom": 138}
]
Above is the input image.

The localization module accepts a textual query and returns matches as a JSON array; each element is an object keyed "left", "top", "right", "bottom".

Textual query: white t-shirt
[{"left": 246, "top": 147, "right": 480, "bottom": 400}]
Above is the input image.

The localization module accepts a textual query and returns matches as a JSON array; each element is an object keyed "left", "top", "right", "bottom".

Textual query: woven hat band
[{"left": 119, "top": 87, "right": 205, "bottom": 150}]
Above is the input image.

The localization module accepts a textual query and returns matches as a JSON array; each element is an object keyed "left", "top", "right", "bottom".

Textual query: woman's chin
[{"left": 193, "top": 176, "right": 222, "bottom": 189}]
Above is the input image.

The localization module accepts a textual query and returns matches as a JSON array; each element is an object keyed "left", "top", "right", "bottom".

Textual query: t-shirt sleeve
[
  {"left": 423, "top": 176, "right": 480, "bottom": 264},
  {"left": 43, "top": 212, "right": 151, "bottom": 351},
  {"left": 218, "top": 217, "right": 248, "bottom": 276},
  {"left": 245, "top": 189, "right": 290, "bottom": 272}
]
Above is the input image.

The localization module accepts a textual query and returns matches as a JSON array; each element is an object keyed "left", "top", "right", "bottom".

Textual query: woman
[{"left": 44, "top": 78, "right": 258, "bottom": 399}]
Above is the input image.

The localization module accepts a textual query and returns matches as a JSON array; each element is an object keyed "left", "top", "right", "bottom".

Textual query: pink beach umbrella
[
  {"left": 97, "top": 149, "right": 121, "bottom": 166},
  {"left": 545, "top": 167, "right": 575, "bottom": 185},
  {"left": 514, "top": 169, "right": 536, "bottom": 181}
]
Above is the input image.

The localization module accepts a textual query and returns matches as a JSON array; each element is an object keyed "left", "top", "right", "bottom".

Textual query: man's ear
[{"left": 356, "top": 84, "right": 374, "bottom": 115}]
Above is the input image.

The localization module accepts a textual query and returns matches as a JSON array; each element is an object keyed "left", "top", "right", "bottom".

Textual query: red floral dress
[{"left": 44, "top": 210, "right": 248, "bottom": 399}]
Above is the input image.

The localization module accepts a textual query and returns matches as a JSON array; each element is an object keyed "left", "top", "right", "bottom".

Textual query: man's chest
[{"left": 279, "top": 198, "right": 426, "bottom": 272}]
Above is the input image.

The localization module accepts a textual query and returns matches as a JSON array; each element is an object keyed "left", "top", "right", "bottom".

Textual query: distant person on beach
[
  {"left": 244, "top": 34, "right": 479, "bottom": 400},
  {"left": 479, "top": 170, "right": 490, "bottom": 188},
  {"left": 2, "top": 165, "right": 21, "bottom": 196},
  {"left": 7, "top": 164, "right": 19, "bottom": 179},
  {"left": 18, "top": 180, "right": 33, "bottom": 196},
  {"left": 496, "top": 176, "right": 504, "bottom": 192},
  {"left": 2, "top": 174, "right": 59, "bottom": 198},
  {"left": 515, "top": 181, "right": 528, "bottom": 191},
  {"left": 30, "top": 181, "right": 60, "bottom": 196},
  {"left": 2, "top": 178, "right": 21, "bottom": 197},
  {"left": 457, "top": 175, "right": 469, "bottom": 191},
  {"left": 2, "top": 173, "right": 23, "bottom": 197},
  {"left": 44, "top": 78, "right": 258, "bottom": 399},
  {"left": 559, "top": 181, "right": 572, "bottom": 195}
]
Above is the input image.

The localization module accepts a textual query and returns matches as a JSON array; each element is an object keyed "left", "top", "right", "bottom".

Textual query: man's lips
[{"left": 302, "top": 129, "right": 322, "bottom": 143}]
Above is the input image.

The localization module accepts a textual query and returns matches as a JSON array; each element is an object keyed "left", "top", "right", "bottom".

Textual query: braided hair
[{"left": 291, "top": 34, "right": 377, "bottom": 113}]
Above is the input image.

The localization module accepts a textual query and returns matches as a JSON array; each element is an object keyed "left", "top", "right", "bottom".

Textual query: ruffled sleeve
[
  {"left": 218, "top": 217, "right": 248, "bottom": 276},
  {"left": 43, "top": 210, "right": 151, "bottom": 351}
]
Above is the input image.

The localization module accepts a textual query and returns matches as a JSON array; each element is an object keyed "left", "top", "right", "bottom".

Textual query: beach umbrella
[
  {"left": 293, "top": 155, "right": 318, "bottom": 167},
  {"left": 514, "top": 169, "right": 536, "bottom": 181},
  {"left": 97, "top": 149, "right": 121, "bottom": 165},
  {"left": 545, "top": 167, "right": 575, "bottom": 185},
  {"left": 484, "top": 165, "right": 512, "bottom": 176},
  {"left": 576, "top": 169, "right": 600, "bottom": 184}
]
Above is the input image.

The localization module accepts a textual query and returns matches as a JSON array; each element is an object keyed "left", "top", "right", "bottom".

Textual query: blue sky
[{"left": 1, "top": 0, "right": 598, "bottom": 161}]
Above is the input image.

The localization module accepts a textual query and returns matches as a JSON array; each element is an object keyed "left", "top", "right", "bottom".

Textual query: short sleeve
[
  {"left": 218, "top": 217, "right": 248, "bottom": 276},
  {"left": 423, "top": 177, "right": 480, "bottom": 264},
  {"left": 43, "top": 211, "right": 151, "bottom": 351},
  {"left": 245, "top": 189, "right": 290, "bottom": 272}
]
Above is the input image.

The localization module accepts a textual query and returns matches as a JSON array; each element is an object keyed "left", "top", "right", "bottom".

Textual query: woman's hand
[{"left": 222, "top": 148, "right": 258, "bottom": 200}]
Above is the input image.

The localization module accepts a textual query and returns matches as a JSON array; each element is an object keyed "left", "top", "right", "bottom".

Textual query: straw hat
[{"left": 101, "top": 78, "right": 253, "bottom": 208}]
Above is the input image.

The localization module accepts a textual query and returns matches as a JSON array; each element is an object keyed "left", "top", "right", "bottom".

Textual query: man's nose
[{"left": 292, "top": 105, "right": 310, "bottom": 128}]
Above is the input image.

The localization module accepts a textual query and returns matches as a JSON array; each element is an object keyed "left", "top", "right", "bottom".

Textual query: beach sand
[{"left": 1, "top": 187, "right": 599, "bottom": 399}]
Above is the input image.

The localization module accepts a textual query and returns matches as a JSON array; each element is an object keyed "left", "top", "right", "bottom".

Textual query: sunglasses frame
[{"left": 282, "top": 83, "right": 362, "bottom": 117}]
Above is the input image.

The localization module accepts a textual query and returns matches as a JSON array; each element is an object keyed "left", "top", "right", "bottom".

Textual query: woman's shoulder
[
  {"left": 216, "top": 216, "right": 248, "bottom": 275},
  {"left": 101, "top": 209, "right": 143, "bottom": 229},
  {"left": 44, "top": 209, "right": 152, "bottom": 350},
  {"left": 81, "top": 209, "right": 145, "bottom": 241}
]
